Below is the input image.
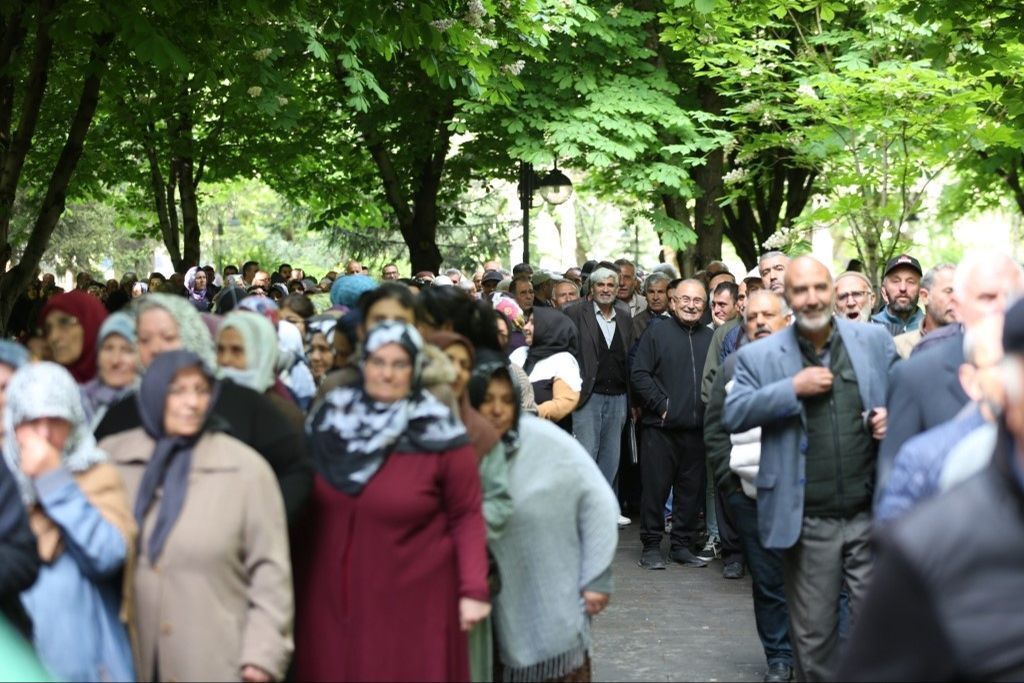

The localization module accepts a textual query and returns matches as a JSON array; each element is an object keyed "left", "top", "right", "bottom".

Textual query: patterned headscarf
[
  {"left": 217, "top": 311, "right": 279, "bottom": 393},
  {"left": 3, "top": 362, "right": 108, "bottom": 505},
  {"left": 184, "top": 266, "right": 207, "bottom": 303},
  {"left": 0, "top": 340, "right": 29, "bottom": 371},
  {"left": 38, "top": 290, "right": 109, "bottom": 383},
  {"left": 308, "top": 321, "right": 469, "bottom": 495},
  {"left": 135, "top": 293, "right": 217, "bottom": 371}
]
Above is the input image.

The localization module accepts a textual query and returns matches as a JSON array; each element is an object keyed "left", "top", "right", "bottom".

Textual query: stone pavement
[{"left": 592, "top": 529, "right": 767, "bottom": 682}]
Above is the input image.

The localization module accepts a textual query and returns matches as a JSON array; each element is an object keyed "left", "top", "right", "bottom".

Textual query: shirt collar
[{"left": 594, "top": 301, "right": 616, "bottom": 321}]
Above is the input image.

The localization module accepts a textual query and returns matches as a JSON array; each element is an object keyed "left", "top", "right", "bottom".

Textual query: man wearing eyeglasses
[{"left": 834, "top": 271, "right": 876, "bottom": 323}]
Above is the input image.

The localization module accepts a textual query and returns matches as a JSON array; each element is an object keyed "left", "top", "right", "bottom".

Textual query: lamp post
[{"left": 518, "top": 161, "right": 573, "bottom": 265}]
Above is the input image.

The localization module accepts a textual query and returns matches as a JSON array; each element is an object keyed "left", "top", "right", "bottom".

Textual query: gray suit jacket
[{"left": 722, "top": 318, "right": 898, "bottom": 549}]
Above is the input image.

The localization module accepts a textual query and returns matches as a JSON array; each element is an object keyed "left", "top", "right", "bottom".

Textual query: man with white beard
[{"left": 723, "top": 256, "right": 898, "bottom": 682}]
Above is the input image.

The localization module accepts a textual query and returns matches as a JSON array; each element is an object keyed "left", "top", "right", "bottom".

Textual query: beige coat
[{"left": 99, "top": 428, "right": 293, "bottom": 682}]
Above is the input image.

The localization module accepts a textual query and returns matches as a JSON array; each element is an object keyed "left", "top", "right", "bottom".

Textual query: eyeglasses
[
  {"left": 671, "top": 296, "right": 705, "bottom": 306},
  {"left": 42, "top": 315, "right": 80, "bottom": 336},
  {"left": 836, "top": 291, "right": 870, "bottom": 303}
]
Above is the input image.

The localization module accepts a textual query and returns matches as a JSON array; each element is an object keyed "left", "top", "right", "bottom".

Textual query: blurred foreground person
[
  {"left": 469, "top": 361, "right": 618, "bottom": 682},
  {"left": 102, "top": 351, "right": 293, "bottom": 682},
  {"left": 4, "top": 363, "right": 135, "bottom": 682},
  {"left": 295, "top": 322, "right": 489, "bottom": 681},
  {"left": 39, "top": 290, "right": 108, "bottom": 384}
]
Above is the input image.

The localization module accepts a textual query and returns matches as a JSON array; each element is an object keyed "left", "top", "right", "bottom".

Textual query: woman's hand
[
  {"left": 459, "top": 597, "right": 491, "bottom": 631},
  {"left": 240, "top": 664, "right": 273, "bottom": 682},
  {"left": 582, "top": 591, "right": 610, "bottom": 616},
  {"left": 15, "top": 425, "right": 61, "bottom": 478}
]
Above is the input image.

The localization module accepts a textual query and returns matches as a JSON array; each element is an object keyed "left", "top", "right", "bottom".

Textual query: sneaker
[
  {"left": 696, "top": 537, "right": 721, "bottom": 562},
  {"left": 618, "top": 514, "right": 631, "bottom": 528},
  {"left": 638, "top": 547, "right": 666, "bottom": 570},
  {"left": 763, "top": 662, "right": 793, "bottom": 682},
  {"left": 669, "top": 547, "right": 708, "bottom": 568},
  {"left": 723, "top": 561, "right": 745, "bottom": 579}
]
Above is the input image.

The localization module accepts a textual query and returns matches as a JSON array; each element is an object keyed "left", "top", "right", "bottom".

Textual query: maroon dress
[{"left": 294, "top": 445, "right": 489, "bottom": 682}]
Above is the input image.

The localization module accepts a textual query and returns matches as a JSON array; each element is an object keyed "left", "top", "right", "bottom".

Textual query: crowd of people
[{"left": 1, "top": 246, "right": 1023, "bottom": 682}]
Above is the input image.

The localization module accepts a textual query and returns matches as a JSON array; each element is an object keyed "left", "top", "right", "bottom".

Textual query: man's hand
[
  {"left": 869, "top": 407, "right": 887, "bottom": 440},
  {"left": 793, "top": 367, "right": 834, "bottom": 397},
  {"left": 241, "top": 665, "right": 272, "bottom": 682},
  {"left": 582, "top": 591, "right": 610, "bottom": 616}
]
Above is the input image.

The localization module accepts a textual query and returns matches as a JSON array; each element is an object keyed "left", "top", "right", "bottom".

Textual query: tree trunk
[
  {"left": 173, "top": 108, "right": 200, "bottom": 271},
  {"left": 683, "top": 79, "right": 724, "bottom": 275},
  {"left": 0, "top": 35, "right": 111, "bottom": 334},
  {"left": 145, "top": 131, "right": 182, "bottom": 269}
]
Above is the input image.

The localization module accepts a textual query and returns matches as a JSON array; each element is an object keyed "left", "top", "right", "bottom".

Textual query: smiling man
[{"left": 872, "top": 254, "right": 924, "bottom": 336}]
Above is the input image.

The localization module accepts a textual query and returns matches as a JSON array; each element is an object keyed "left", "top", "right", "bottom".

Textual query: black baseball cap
[{"left": 883, "top": 254, "right": 923, "bottom": 278}]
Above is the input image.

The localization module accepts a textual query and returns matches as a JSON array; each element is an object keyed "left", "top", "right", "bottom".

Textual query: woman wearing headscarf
[
  {"left": 3, "top": 362, "right": 136, "bottom": 682},
  {"left": 276, "top": 320, "right": 317, "bottom": 411},
  {"left": 100, "top": 351, "right": 293, "bottom": 682},
  {"left": 216, "top": 311, "right": 305, "bottom": 431},
  {"left": 80, "top": 312, "right": 140, "bottom": 430},
  {"left": 184, "top": 266, "right": 213, "bottom": 312},
  {"left": 431, "top": 335, "right": 513, "bottom": 683},
  {"left": 305, "top": 314, "right": 339, "bottom": 385},
  {"left": 93, "top": 294, "right": 312, "bottom": 526},
  {"left": 468, "top": 360, "right": 618, "bottom": 683},
  {"left": 295, "top": 322, "right": 490, "bottom": 682},
  {"left": 38, "top": 289, "right": 108, "bottom": 384},
  {"left": 508, "top": 308, "right": 582, "bottom": 431}
]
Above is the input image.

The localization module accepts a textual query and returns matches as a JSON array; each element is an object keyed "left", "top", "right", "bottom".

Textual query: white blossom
[
  {"left": 431, "top": 18, "right": 455, "bottom": 31},
  {"left": 277, "top": 96, "right": 289, "bottom": 106},
  {"left": 796, "top": 83, "right": 818, "bottom": 100},
  {"left": 247, "top": 86, "right": 263, "bottom": 97},
  {"left": 252, "top": 48, "right": 273, "bottom": 61},
  {"left": 465, "top": 0, "right": 485, "bottom": 28},
  {"left": 723, "top": 167, "right": 749, "bottom": 186},
  {"left": 502, "top": 60, "right": 526, "bottom": 76}
]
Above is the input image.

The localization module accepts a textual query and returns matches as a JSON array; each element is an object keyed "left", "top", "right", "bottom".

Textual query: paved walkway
[{"left": 592, "top": 529, "right": 766, "bottom": 682}]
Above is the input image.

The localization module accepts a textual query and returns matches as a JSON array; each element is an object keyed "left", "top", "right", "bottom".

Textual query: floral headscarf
[{"left": 134, "top": 293, "right": 216, "bottom": 371}]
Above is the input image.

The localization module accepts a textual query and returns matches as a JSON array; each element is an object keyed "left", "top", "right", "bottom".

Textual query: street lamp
[{"left": 519, "top": 161, "right": 574, "bottom": 265}]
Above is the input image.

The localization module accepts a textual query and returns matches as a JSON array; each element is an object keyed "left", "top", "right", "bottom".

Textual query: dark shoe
[
  {"left": 696, "top": 536, "right": 721, "bottom": 562},
  {"left": 763, "top": 662, "right": 793, "bottom": 682},
  {"left": 669, "top": 547, "right": 708, "bottom": 568},
  {"left": 723, "top": 561, "right": 745, "bottom": 579},
  {"left": 638, "top": 547, "right": 666, "bottom": 570}
]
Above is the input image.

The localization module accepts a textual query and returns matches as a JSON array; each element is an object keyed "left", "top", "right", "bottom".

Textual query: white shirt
[
  {"left": 593, "top": 302, "right": 617, "bottom": 347},
  {"left": 509, "top": 347, "right": 583, "bottom": 391}
]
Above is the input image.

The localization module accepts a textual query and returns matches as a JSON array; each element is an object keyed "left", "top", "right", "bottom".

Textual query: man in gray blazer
[{"left": 722, "top": 256, "right": 897, "bottom": 682}]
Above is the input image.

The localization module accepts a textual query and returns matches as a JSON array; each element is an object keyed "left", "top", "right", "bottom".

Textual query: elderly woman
[
  {"left": 184, "top": 266, "right": 213, "bottom": 312},
  {"left": 295, "top": 322, "right": 490, "bottom": 681},
  {"left": 509, "top": 308, "right": 581, "bottom": 430},
  {"left": 3, "top": 362, "right": 135, "bottom": 682},
  {"left": 81, "top": 312, "right": 140, "bottom": 430},
  {"left": 100, "top": 350, "right": 292, "bottom": 682},
  {"left": 38, "top": 289, "right": 108, "bottom": 384},
  {"left": 468, "top": 360, "right": 618, "bottom": 683}
]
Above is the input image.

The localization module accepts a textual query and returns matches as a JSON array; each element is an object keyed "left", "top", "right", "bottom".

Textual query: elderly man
[
  {"left": 834, "top": 271, "right": 876, "bottom": 323},
  {"left": 893, "top": 263, "right": 956, "bottom": 358},
  {"left": 344, "top": 259, "right": 363, "bottom": 275},
  {"left": 705, "top": 288, "right": 795, "bottom": 683},
  {"left": 839, "top": 299, "right": 1024, "bottom": 681},
  {"left": 532, "top": 271, "right": 555, "bottom": 307},
  {"left": 614, "top": 258, "right": 647, "bottom": 317},
  {"left": 511, "top": 274, "right": 535, "bottom": 315},
  {"left": 565, "top": 267, "right": 635, "bottom": 507},
  {"left": 723, "top": 256, "right": 897, "bottom": 682},
  {"left": 632, "top": 279, "right": 714, "bottom": 569},
  {"left": 251, "top": 269, "right": 271, "bottom": 290},
  {"left": 552, "top": 279, "right": 580, "bottom": 310},
  {"left": 759, "top": 251, "right": 790, "bottom": 294},
  {"left": 381, "top": 263, "right": 400, "bottom": 280},
  {"left": 871, "top": 254, "right": 924, "bottom": 335},
  {"left": 632, "top": 272, "right": 672, "bottom": 339}
]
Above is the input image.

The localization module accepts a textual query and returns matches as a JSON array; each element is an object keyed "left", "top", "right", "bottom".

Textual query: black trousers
[
  {"left": 639, "top": 426, "right": 706, "bottom": 550},
  {"left": 715, "top": 481, "right": 744, "bottom": 565}
]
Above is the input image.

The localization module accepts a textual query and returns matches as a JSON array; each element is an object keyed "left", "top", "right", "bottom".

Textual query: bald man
[{"left": 722, "top": 256, "right": 897, "bottom": 682}]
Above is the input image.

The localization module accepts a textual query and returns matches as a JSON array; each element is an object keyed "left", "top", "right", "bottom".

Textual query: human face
[
  {"left": 744, "top": 292, "right": 789, "bottom": 341},
  {"left": 280, "top": 266, "right": 292, "bottom": 280},
  {"left": 279, "top": 308, "right": 307, "bottom": 337},
  {"left": 216, "top": 327, "right": 247, "bottom": 370},
  {"left": 785, "top": 258, "right": 834, "bottom": 334},
  {"left": 193, "top": 270, "right": 207, "bottom": 290},
  {"left": 164, "top": 367, "right": 213, "bottom": 437},
  {"left": 44, "top": 311, "right": 84, "bottom": 368},
  {"left": 592, "top": 277, "right": 617, "bottom": 307},
  {"left": 737, "top": 281, "right": 748, "bottom": 315},
  {"left": 882, "top": 266, "right": 921, "bottom": 316},
  {"left": 923, "top": 269, "right": 956, "bottom": 327},
  {"left": 495, "top": 317, "right": 509, "bottom": 349},
  {"left": 365, "top": 298, "right": 415, "bottom": 330},
  {"left": 671, "top": 281, "right": 706, "bottom": 326},
  {"left": 98, "top": 335, "right": 138, "bottom": 389},
  {"left": 479, "top": 375, "right": 516, "bottom": 435},
  {"left": 711, "top": 290, "right": 738, "bottom": 326},
  {"left": 363, "top": 343, "right": 414, "bottom": 404},
  {"left": 482, "top": 280, "right": 498, "bottom": 297},
  {"left": 382, "top": 265, "right": 400, "bottom": 280},
  {"left": 645, "top": 280, "right": 669, "bottom": 315},
  {"left": 759, "top": 254, "right": 790, "bottom": 294},
  {"left": 834, "top": 275, "right": 874, "bottom": 322},
  {"left": 954, "top": 259, "right": 1024, "bottom": 329},
  {"left": 0, "top": 364, "right": 14, "bottom": 437},
  {"left": 514, "top": 280, "right": 534, "bottom": 312},
  {"left": 523, "top": 315, "right": 535, "bottom": 346},
  {"left": 308, "top": 332, "right": 334, "bottom": 380},
  {"left": 554, "top": 282, "right": 579, "bottom": 310},
  {"left": 617, "top": 265, "right": 636, "bottom": 301},
  {"left": 137, "top": 308, "right": 182, "bottom": 368},
  {"left": 252, "top": 271, "right": 270, "bottom": 289},
  {"left": 149, "top": 277, "right": 163, "bottom": 292},
  {"left": 444, "top": 343, "right": 473, "bottom": 398},
  {"left": 15, "top": 417, "right": 73, "bottom": 454},
  {"left": 346, "top": 260, "right": 362, "bottom": 275}
]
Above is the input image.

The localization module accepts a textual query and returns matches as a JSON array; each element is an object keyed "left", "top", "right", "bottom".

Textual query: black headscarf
[
  {"left": 468, "top": 349, "right": 524, "bottom": 457},
  {"left": 134, "top": 350, "right": 221, "bottom": 564},
  {"left": 524, "top": 307, "right": 579, "bottom": 375}
]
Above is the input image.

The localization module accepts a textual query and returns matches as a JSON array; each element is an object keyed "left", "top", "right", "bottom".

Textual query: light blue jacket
[
  {"left": 19, "top": 467, "right": 135, "bottom": 683},
  {"left": 722, "top": 318, "right": 897, "bottom": 549}
]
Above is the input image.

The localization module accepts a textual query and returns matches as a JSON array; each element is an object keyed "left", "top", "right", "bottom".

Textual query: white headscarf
[{"left": 217, "top": 311, "right": 279, "bottom": 392}]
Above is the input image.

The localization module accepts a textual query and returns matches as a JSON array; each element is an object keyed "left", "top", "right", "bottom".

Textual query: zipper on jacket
[
  {"left": 687, "top": 327, "right": 698, "bottom": 424},
  {"left": 662, "top": 398, "right": 668, "bottom": 427}
]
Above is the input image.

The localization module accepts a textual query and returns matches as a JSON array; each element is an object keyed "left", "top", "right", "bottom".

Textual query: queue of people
[{"left": 4, "top": 246, "right": 1024, "bottom": 683}]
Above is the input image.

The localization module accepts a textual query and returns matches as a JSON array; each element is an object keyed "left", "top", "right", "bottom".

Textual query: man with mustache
[
  {"left": 834, "top": 271, "right": 876, "bottom": 323},
  {"left": 723, "top": 256, "right": 897, "bottom": 682},
  {"left": 871, "top": 254, "right": 924, "bottom": 336}
]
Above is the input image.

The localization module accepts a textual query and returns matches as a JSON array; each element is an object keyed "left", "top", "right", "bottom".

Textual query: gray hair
[
  {"left": 953, "top": 250, "right": 1024, "bottom": 297},
  {"left": 759, "top": 250, "right": 788, "bottom": 266},
  {"left": 920, "top": 263, "right": 955, "bottom": 291},
  {"left": 553, "top": 278, "right": 579, "bottom": 294},
  {"left": 652, "top": 263, "right": 678, "bottom": 279},
  {"left": 643, "top": 271, "right": 671, "bottom": 291},
  {"left": 743, "top": 289, "right": 791, "bottom": 322},
  {"left": 445, "top": 268, "right": 463, "bottom": 279},
  {"left": 589, "top": 267, "right": 619, "bottom": 287}
]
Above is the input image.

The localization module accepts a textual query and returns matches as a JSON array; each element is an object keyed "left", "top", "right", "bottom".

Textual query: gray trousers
[{"left": 781, "top": 513, "right": 872, "bottom": 682}]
